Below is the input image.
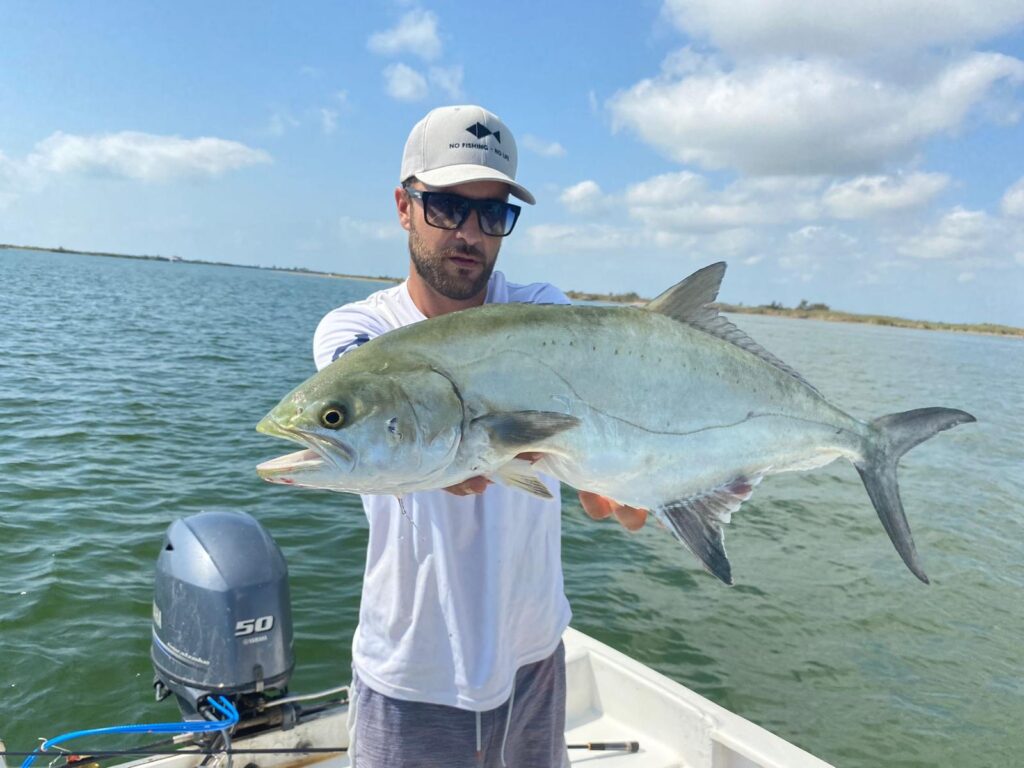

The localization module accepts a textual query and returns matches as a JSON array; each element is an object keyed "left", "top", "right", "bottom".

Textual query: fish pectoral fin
[
  {"left": 654, "top": 476, "right": 762, "bottom": 586},
  {"left": 491, "top": 459, "right": 554, "bottom": 499},
  {"left": 473, "top": 411, "right": 580, "bottom": 451}
]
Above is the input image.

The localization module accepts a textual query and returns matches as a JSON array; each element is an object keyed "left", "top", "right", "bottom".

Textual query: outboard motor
[{"left": 151, "top": 510, "right": 294, "bottom": 722}]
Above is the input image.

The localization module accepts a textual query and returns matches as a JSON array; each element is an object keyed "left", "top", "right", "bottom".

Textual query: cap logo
[{"left": 466, "top": 122, "right": 501, "bottom": 143}]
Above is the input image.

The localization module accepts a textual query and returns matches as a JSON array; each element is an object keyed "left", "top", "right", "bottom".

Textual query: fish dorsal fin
[
  {"left": 645, "top": 262, "right": 820, "bottom": 395},
  {"left": 645, "top": 262, "right": 727, "bottom": 319}
]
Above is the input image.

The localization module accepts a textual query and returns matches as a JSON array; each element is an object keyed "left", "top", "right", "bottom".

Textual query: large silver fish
[{"left": 256, "top": 263, "right": 974, "bottom": 584}]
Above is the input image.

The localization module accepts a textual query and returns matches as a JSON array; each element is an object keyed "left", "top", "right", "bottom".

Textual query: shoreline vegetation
[
  {"left": 5, "top": 243, "right": 1020, "bottom": 338},
  {"left": 1, "top": 242, "right": 403, "bottom": 285},
  {"left": 564, "top": 290, "right": 1023, "bottom": 337}
]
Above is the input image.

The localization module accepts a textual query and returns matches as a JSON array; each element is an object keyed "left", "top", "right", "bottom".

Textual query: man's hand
[
  {"left": 442, "top": 451, "right": 547, "bottom": 497},
  {"left": 578, "top": 490, "right": 648, "bottom": 531},
  {"left": 443, "top": 476, "right": 492, "bottom": 496},
  {"left": 441, "top": 456, "right": 651, "bottom": 534}
]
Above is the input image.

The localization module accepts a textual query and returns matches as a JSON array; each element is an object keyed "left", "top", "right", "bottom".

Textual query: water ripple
[{"left": 2, "top": 250, "right": 1022, "bottom": 766}]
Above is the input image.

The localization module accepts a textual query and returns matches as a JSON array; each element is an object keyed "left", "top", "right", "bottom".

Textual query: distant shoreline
[
  {"left": 0, "top": 242, "right": 402, "bottom": 285},
  {"left": 270, "top": 267, "right": 401, "bottom": 285},
  {"left": 4, "top": 243, "right": 1019, "bottom": 338},
  {"left": 715, "top": 303, "right": 1023, "bottom": 338},
  {"left": 564, "top": 289, "right": 1023, "bottom": 338}
]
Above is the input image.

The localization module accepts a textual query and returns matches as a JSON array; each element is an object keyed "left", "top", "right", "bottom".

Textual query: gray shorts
[{"left": 347, "top": 642, "right": 569, "bottom": 768}]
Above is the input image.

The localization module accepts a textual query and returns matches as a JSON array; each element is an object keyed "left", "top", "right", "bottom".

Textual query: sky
[{"left": 2, "top": 1, "right": 1023, "bottom": 326}]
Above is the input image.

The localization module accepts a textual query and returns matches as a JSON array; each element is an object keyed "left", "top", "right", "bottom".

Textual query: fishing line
[
  {"left": 395, "top": 494, "right": 421, "bottom": 534},
  {"left": 1, "top": 740, "right": 641, "bottom": 759}
]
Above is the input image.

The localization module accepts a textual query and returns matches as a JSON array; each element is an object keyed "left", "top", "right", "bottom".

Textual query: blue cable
[{"left": 20, "top": 696, "right": 239, "bottom": 768}]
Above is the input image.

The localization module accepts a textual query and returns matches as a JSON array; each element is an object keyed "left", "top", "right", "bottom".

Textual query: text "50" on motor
[{"left": 235, "top": 615, "right": 275, "bottom": 636}]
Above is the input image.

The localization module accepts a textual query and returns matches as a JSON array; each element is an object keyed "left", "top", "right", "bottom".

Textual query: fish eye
[{"left": 319, "top": 405, "right": 346, "bottom": 429}]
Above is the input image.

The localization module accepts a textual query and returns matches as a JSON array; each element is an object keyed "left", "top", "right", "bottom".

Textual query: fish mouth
[
  {"left": 256, "top": 415, "right": 354, "bottom": 473},
  {"left": 256, "top": 448, "right": 325, "bottom": 483}
]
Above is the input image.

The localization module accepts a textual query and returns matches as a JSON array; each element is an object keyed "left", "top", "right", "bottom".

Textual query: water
[{"left": 1, "top": 248, "right": 1021, "bottom": 766}]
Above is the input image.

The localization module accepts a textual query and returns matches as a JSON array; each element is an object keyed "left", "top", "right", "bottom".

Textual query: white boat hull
[
  {"left": 563, "top": 627, "right": 832, "bottom": 767},
  {"left": 37, "top": 627, "right": 832, "bottom": 768}
]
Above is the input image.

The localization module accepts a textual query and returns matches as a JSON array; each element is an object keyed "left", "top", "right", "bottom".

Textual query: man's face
[{"left": 402, "top": 180, "right": 509, "bottom": 301}]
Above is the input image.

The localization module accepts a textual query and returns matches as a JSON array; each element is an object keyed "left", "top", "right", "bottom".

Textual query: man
[{"left": 313, "top": 105, "right": 645, "bottom": 767}]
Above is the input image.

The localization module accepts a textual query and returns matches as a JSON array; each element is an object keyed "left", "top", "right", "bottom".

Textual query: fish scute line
[
  {"left": 453, "top": 349, "right": 856, "bottom": 441},
  {"left": 465, "top": 350, "right": 771, "bottom": 437}
]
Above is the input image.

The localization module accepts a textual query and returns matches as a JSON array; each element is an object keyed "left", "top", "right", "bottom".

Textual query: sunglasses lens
[
  {"left": 424, "top": 194, "right": 468, "bottom": 230},
  {"left": 416, "top": 191, "right": 521, "bottom": 236},
  {"left": 478, "top": 201, "right": 519, "bottom": 236}
]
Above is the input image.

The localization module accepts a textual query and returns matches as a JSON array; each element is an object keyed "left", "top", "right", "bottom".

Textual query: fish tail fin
[{"left": 856, "top": 407, "right": 975, "bottom": 583}]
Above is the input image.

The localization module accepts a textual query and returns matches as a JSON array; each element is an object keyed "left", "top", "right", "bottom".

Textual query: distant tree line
[{"left": 565, "top": 289, "right": 645, "bottom": 303}]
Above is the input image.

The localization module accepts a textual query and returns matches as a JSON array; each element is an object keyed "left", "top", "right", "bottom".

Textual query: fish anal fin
[
  {"left": 654, "top": 475, "right": 762, "bottom": 585},
  {"left": 474, "top": 411, "right": 580, "bottom": 451},
  {"left": 491, "top": 458, "right": 554, "bottom": 499}
]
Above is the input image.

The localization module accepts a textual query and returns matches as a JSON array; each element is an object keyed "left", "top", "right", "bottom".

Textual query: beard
[{"left": 408, "top": 223, "right": 496, "bottom": 301}]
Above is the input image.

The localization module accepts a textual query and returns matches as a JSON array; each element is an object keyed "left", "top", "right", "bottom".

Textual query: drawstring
[
  {"left": 499, "top": 681, "right": 517, "bottom": 768},
  {"left": 347, "top": 672, "right": 360, "bottom": 768},
  {"left": 475, "top": 710, "right": 482, "bottom": 762}
]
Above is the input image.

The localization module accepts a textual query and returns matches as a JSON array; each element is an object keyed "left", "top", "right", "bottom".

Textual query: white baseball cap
[{"left": 400, "top": 104, "right": 535, "bottom": 205}]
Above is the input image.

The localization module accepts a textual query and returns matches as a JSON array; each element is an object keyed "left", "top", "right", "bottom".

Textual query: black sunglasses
[{"left": 404, "top": 188, "right": 522, "bottom": 237}]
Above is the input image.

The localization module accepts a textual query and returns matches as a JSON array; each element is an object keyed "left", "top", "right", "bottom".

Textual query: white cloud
[
  {"left": 318, "top": 92, "right": 351, "bottom": 135},
  {"left": 957, "top": 271, "right": 976, "bottom": 283},
  {"left": 321, "top": 109, "right": 338, "bottom": 135},
  {"left": 383, "top": 63, "right": 429, "bottom": 101},
  {"left": 823, "top": 173, "right": 950, "bottom": 219},
  {"left": 368, "top": 9, "right": 442, "bottom": 61},
  {"left": 608, "top": 52, "right": 1024, "bottom": 175},
  {"left": 624, "top": 171, "right": 824, "bottom": 230},
  {"left": 338, "top": 216, "right": 403, "bottom": 242},
  {"left": 659, "top": 46, "right": 728, "bottom": 78},
  {"left": 526, "top": 223, "right": 648, "bottom": 253},
  {"left": 785, "top": 224, "right": 858, "bottom": 257},
  {"left": 777, "top": 226, "right": 831, "bottom": 280},
  {"left": 625, "top": 170, "right": 708, "bottom": 206},
  {"left": 662, "top": 0, "right": 1024, "bottom": 58},
  {"left": 268, "top": 111, "right": 300, "bottom": 136},
  {"left": 895, "top": 207, "right": 1001, "bottom": 260},
  {"left": 522, "top": 134, "right": 567, "bottom": 158},
  {"left": 704, "top": 227, "right": 763, "bottom": 258},
  {"left": 26, "top": 131, "right": 270, "bottom": 181},
  {"left": 1001, "top": 177, "right": 1024, "bottom": 217},
  {"left": 559, "top": 180, "right": 606, "bottom": 214},
  {"left": 0, "top": 150, "right": 24, "bottom": 207},
  {"left": 429, "top": 65, "right": 464, "bottom": 100}
]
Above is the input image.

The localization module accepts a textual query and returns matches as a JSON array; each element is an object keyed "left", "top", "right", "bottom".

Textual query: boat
[
  {"left": 1, "top": 626, "right": 834, "bottom": 768},
  {"left": 2, "top": 512, "right": 834, "bottom": 768}
]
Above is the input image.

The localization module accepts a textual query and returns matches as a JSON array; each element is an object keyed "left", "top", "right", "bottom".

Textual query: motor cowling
[{"left": 151, "top": 510, "right": 294, "bottom": 719}]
